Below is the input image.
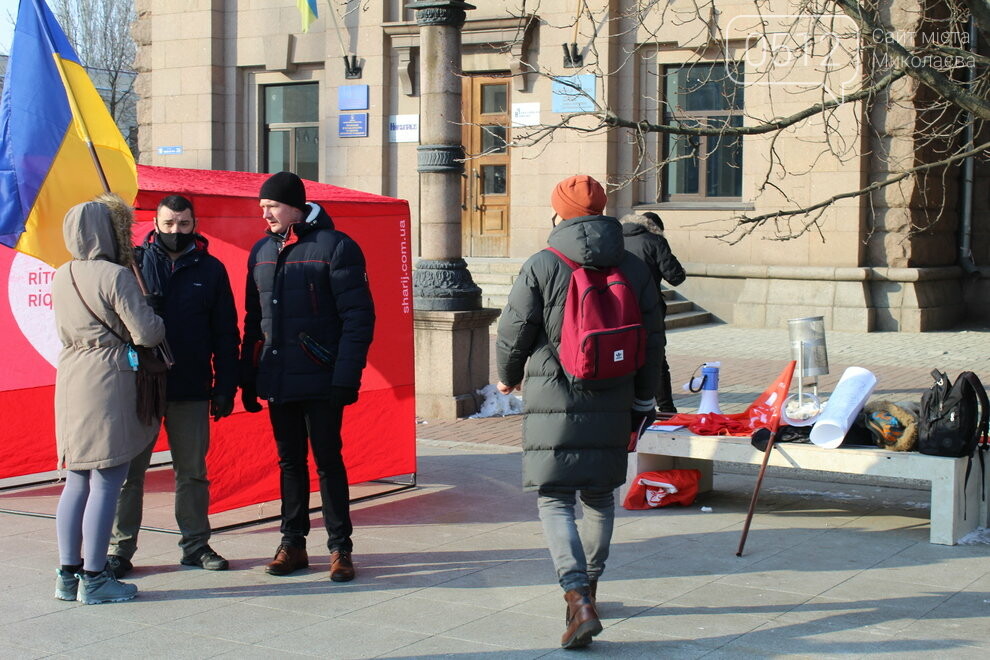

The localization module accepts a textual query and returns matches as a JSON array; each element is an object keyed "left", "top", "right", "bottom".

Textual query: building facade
[{"left": 133, "top": 0, "right": 989, "bottom": 331}]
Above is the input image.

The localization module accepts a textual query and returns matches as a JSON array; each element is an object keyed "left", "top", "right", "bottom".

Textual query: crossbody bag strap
[{"left": 68, "top": 262, "right": 126, "bottom": 344}]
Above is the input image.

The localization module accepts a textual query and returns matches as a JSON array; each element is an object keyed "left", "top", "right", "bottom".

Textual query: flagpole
[
  {"left": 35, "top": 3, "right": 139, "bottom": 276},
  {"left": 33, "top": 0, "right": 173, "bottom": 366}
]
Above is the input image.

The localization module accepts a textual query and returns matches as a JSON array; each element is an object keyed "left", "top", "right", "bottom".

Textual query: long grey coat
[
  {"left": 496, "top": 215, "right": 665, "bottom": 491},
  {"left": 52, "top": 197, "right": 166, "bottom": 470}
]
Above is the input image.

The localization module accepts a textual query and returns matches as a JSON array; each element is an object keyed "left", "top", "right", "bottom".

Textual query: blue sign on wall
[
  {"left": 338, "top": 113, "right": 369, "bottom": 138},
  {"left": 551, "top": 75, "right": 597, "bottom": 113},
  {"left": 157, "top": 145, "right": 183, "bottom": 155},
  {"left": 338, "top": 85, "right": 369, "bottom": 111}
]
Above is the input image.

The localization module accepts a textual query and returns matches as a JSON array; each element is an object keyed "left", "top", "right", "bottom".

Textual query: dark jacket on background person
[
  {"left": 496, "top": 214, "right": 665, "bottom": 491},
  {"left": 136, "top": 231, "right": 239, "bottom": 402},
  {"left": 621, "top": 215, "right": 685, "bottom": 314},
  {"left": 241, "top": 203, "right": 375, "bottom": 403}
]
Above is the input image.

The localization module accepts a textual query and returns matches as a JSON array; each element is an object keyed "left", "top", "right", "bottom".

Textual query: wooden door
[{"left": 461, "top": 76, "right": 510, "bottom": 257}]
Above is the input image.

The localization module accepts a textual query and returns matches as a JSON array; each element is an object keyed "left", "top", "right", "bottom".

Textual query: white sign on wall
[
  {"left": 388, "top": 115, "right": 419, "bottom": 143},
  {"left": 511, "top": 103, "right": 541, "bottom": 127}
]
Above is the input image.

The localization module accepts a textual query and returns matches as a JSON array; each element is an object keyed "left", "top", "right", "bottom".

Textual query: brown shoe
[
  {"left": 329, "top": 550, "right": 355, "bottom": 582},
  {"left": 561, "top": 589, "right": 602, "bottom": 649},
  {"left": 265, "top": 544, "right": 308, "bottom": 576}
]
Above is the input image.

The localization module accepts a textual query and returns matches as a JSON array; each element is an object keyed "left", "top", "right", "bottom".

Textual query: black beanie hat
[{"left": 260, "top": 171, "right": 308, "bottom": 214}]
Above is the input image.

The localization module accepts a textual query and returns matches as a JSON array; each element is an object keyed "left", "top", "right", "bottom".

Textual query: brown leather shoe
[
  {"left": 561, "top": 589, "right": 602, "bottom": 649},
  {"left": 265, "top": 544, "right": 308, "bottom": 576},
  {"left": 329, "top": 550, "right": 355, "bottom": 582}
]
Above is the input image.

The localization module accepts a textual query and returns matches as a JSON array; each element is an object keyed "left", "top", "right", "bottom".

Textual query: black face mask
[{"left": 156, "top": 231, "right": 195, "bottom": 253}]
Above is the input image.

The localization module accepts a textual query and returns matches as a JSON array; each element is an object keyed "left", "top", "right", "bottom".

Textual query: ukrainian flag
[
  {"left": 0, "top": 0, "right": 137, "bottom": 268},
  {"left": 297, "top": 0, "right": 319, "bottom": 33}
]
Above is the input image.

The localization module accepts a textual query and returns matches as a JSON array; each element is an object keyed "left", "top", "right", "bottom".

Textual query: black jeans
[
  {"left": 268, "top": 399, "right": 353, "bottom": 553},
  {"left": 656, "top": 356, "right": 676, "bottom": 412}
]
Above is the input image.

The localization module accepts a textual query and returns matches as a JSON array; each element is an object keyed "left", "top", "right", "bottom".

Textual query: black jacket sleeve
[
  {"left": 240, "top": 244, "right": 263, "bottom": 386},
  {"left": 653, "top": 236, "right": 686, "bottom": 287},
  {"left": 328, "top": 235, "right": 376, "bottom": 390},
  {"left": 210, "top": 263, "right": 241, "bottom": 399}
]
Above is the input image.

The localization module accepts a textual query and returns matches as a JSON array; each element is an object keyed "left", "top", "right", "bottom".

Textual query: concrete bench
[{"left": 624, "top": 430, "right": 990, "bottom": 545}]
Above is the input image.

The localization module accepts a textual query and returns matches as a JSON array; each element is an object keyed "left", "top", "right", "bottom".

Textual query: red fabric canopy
[{"left": 1, "top": 165, "right": 416, "bottom": 513}]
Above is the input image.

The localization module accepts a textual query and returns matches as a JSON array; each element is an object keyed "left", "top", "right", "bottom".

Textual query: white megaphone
[{"left": 683, "top": 362, "right": 722, "bottom": 414}]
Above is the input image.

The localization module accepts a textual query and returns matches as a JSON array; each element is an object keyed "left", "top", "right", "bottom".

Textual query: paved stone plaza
[{"left": 1, "top": 324, "right": 989, "bottom": 658}]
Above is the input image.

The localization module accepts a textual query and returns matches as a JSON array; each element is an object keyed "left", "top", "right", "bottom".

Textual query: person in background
[
  {"left": 51, "top": 194, "right": 166, "bottom": 604},
  {"left": 241, "top": 171, "right": 375, "bottom": 582},
  {"left": 496, "top": 175, "right": 664, "bottom": 649},
  {"left": 108, "top": 195, "right": 240, "bottom": 577},
  {"left": 621, "top": 211, "right": 685, "bottom": 414}
]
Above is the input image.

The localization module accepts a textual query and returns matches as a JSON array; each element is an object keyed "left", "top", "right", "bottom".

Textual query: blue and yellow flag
[
  {"left": 297, "top": 0, "right": 319, "bottom": 33},
  {"left": 0, "top": 0, "right": 137, "bottom": 268}
]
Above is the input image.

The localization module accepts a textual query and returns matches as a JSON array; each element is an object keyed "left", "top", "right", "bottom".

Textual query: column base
[{"left": 413, "top": 308, "right": 501, "bottom": 419}]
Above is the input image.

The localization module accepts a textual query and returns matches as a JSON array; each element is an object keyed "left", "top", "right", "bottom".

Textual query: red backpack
[{"left": 546, "top": 247, "right": 646, "bottom": 380}]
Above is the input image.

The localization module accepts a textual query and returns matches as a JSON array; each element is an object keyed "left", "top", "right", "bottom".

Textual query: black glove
[
  {"left": 628, "top": 408, "right": 656, "bottom": 452},
  {"left": 329, "top": 386, "right": 359, "bottom": 408},
  {"left": 240, "top": 384, "right": 263, "bottom": 413},
  {"left": 210, "top": 393, "right": 234, "bottom": 421},
  {"left": 144, "top": 293, "right": 165, "bottom": 316},
  {"left": 630, "top": 407, "right": 657, "bottom": 434}
]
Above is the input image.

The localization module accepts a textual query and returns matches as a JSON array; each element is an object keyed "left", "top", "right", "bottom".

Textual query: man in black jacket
[
  {"left": 241, "top": 171, "right": 375, "bottom": 582},
  {"left": 108, "top": 195, "right": 240, "bottom": 576},
  {"left": 621, "top": 211, "right": 686, "bottom": 414}
]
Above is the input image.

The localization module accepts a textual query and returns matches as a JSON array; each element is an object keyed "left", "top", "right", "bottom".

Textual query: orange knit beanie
[{"left": 550, "top": 175, "right": 606, "bottom": 220}]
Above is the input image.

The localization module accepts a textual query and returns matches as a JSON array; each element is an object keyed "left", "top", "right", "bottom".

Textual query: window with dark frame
[
  {"left": 662, "top": 63, "right": 744, "bottom": 200},
  {"left": 263, "top": 83, "right": 319, "bottom": 182}
]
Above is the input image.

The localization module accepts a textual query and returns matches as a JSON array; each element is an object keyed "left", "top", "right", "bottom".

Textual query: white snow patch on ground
[
  {"left": 958, "top": 527, "right": 990, "bottom": 545},
  {"left": 764, "top": 488, "right": 867, "bottom": 501}
]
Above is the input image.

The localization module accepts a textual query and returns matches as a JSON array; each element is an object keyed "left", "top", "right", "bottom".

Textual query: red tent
[{"left": 0, "top": 165, "right": 416, "bottom": 513}]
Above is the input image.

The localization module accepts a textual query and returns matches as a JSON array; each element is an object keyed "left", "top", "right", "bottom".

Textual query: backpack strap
[
  {"left": 959, "top": 372, "right": 990, "bottom": 507},
  {"left": 545, "top": 246, "right": 579, "bottom": 271}
]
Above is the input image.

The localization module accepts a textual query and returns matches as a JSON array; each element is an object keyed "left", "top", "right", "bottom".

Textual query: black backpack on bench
[
  {"left": 918, "top": 370, "right": 989, "bottom": 517},
  {"left": 919, "top": 370, "right": 988, "bottom": 458}
]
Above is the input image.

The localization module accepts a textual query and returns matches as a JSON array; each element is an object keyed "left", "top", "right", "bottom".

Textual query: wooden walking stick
[{"left": 736, "top": 426, "right": 776, "bottom": 557}]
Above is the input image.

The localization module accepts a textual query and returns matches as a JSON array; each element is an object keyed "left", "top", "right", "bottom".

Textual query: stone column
[
  {"left": 409, "top": 0, "right": 480, "bottom": 311},
  {"left": 408, "top": 1, "right": 499, "bottom": 419}
]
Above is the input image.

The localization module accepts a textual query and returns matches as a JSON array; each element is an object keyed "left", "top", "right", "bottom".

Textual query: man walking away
[
  {"left": 109, "top": 194, "right": 240, "bottom": 576},
  {"left": 241, "top": 171, "right": 375, "bottom": 582},
  {"left": 497, "top": 175, "right": 664, "bottom": 649}
]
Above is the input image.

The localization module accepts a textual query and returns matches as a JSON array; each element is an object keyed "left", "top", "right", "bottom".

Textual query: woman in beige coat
[{"left": 51, "top": 194, "right": 165, "bottom": 604}]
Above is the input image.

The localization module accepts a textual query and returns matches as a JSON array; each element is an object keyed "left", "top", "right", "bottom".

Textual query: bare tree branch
[{"left": 833, "top": 0, "right": 990, "bottom": 120}]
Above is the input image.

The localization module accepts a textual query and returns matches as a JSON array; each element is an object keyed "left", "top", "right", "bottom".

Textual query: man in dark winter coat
[
  {"left": 496, "top": 175, "right": 664, "bottom": 649},
  {"left": 621, "top": 211, "right": 686, "bottom": 413},
  {"left": 109, "top": 194, "right": 240, "bottom": 576},
  {"left": 241, "top": 171, "right": 375, "bottom": 582}
]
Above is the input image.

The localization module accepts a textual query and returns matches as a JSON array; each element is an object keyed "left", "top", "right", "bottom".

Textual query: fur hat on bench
[{"left": 863, "top": 400, "right": 919, "bottom": 452}]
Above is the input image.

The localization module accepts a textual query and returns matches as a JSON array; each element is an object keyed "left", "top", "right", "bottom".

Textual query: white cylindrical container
[{"left": 809, "top": 367, "right": 877, "bottom": 448}]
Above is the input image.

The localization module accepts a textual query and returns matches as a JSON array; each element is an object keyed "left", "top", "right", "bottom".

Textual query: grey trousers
[
  {"left": 537, "top": 487, "right": 615, "bottom": 593},
  {"left": 109, "top": 400, "right": 212, "bottom": 559}
]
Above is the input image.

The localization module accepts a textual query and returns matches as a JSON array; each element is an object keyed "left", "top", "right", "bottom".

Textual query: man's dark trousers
[{"left": 269, "top": 399, "right": 353, "bottom": 552}]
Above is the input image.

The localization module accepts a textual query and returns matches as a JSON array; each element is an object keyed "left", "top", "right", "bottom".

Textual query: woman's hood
[{"left": 62, "top": 193, "right": 135, "bottom": 266}]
